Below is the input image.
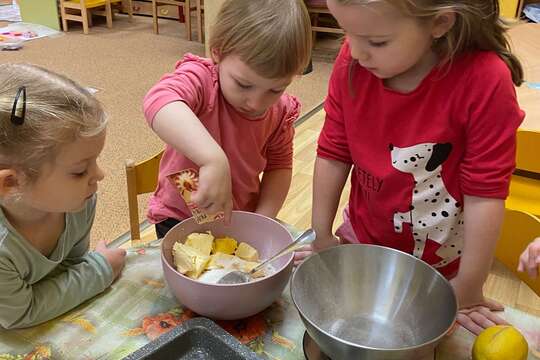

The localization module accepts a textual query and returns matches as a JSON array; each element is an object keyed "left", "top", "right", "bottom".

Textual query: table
[{"left": 1, "top": 232, "right": 539, "bottom": 360}]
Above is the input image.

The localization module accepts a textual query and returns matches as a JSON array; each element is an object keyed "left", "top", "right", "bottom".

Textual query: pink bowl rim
[{"left": 161, "top": 210, "right": 294, "bottom": 287}]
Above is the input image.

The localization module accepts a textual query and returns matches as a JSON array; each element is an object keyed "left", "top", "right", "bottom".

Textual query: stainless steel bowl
[{"left": 291, "top": 244, "right": 457, "bottom": 360}]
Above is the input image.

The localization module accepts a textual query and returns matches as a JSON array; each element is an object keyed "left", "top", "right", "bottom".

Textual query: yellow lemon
[{"left": 472, "top": 325, "right": 528, "bottom": 360}]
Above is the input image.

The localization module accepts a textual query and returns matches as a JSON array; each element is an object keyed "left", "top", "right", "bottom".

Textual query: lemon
[{"left": 472, "top": 325, "right": 529, "bottom": 360}]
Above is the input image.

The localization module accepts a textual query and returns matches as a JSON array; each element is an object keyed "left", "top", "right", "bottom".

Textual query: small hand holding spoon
[{"left": 217, "top": 228, "right": 316, "bottom": 285}]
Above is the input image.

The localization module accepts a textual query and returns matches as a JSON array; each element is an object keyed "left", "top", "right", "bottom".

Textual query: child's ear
[
  {"left": 432, "top": 11, "right": 456, "bottom": 39},
  {"left": 211, "top": 48, "right": 221, "bottom": 63},
  {"left": 0, "top": 169, "right": 21, "bottom": 197}
]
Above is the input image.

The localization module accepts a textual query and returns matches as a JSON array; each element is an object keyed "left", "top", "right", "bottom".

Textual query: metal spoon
[{"left": 217, "top": 228, "right": 316, "bottom": 285}]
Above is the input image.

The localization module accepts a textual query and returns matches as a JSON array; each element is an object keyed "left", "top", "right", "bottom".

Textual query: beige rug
[{"left": 1, "top": 15, "right": 336, "bottom": 246}]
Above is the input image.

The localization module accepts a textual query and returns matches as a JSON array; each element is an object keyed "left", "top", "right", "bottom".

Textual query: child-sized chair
[
  {"left": 125, "top": 150, "right": 163, "bottom": 241},
  {"left": 496, "top": 209, "right": 540, "bottom": 297},
  {"left": 60, "top": 0, "right": 133, "bottom": 34},
  {"left": 506, "top": 129, "right": 540, "bottom": 217},
  {"left": 151, "top": 0, "right": 203, "bottom": 41},
  {"left": 304, "top": 0, "right": 344, "bottom": 48}
]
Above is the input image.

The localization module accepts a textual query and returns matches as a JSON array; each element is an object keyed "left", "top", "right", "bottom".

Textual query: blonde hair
[
  {"left": 210, "top": 0, "right": 312, "bottom": 79},
  {"left": 0, "top": 63, "right": 107, "bottom": 181},
  {"left": 339, "top": 0, "right": 524, "bottom": 86}
]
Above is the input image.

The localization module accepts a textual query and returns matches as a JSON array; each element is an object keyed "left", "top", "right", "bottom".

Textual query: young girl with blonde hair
[
  {"left": 309, "top": 0, "right": 524, "bottom": 335},
  {"left": 143, "top": 0, "right": 311, "bottom": 239},
  {"left": 0, "top": 64, "right": 126, "bottom": 329}
]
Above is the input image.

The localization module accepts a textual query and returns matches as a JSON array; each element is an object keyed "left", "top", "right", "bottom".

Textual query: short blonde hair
[
  {"left": 338, "top": 0, "right": 523, "bottom": 86},
  {"left": 210, "top": 0, "right": 312, "bottom": 79},
  {"left": 0, "top": 63, "right": 107, "bottom": 181}
]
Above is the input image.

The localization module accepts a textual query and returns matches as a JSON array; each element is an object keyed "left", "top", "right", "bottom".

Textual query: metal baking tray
[{"left": 122, "top": 317, "right": 263, "bottom": 360}]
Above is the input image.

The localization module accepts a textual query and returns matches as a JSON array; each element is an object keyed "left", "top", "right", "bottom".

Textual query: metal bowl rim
[
  {"left": 290, "top": 243, "right": 458, "bottom": 352},
  {"left": 161, "top": 210, "right": 294, "bottom": 287}
]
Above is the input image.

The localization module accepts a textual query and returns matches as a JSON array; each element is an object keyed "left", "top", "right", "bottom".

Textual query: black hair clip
[{"left": 10, "top": 86, "right": 26, "bottom": 126}]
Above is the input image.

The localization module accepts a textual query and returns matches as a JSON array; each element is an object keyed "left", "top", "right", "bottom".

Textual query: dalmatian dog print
[{"left": 390, "top": 142, "right": 464, "bottom": 268}]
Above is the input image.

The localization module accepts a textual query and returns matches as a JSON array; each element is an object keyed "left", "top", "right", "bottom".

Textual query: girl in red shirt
[{"left": 309, "top": 0, "right": 525, "bottom": 335}]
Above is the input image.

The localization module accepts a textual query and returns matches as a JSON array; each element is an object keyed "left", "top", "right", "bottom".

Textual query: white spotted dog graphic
[{"left": 390, "top": 143, "right": 464, "bottom": 268}]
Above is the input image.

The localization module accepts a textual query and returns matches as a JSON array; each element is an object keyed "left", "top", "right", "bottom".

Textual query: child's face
[
  {"left": 217, "top": 55, "right": 293, "bottom": 119},
  {"left": 327, "top": 0, "right": 442, "bottom": 81},
  {"left": 21, "top": 130, "right": 106, "bottom": 213}
]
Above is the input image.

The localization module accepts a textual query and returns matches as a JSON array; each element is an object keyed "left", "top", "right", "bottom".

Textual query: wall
[{"left": 18, "top": 0, "right": 60, "bottom": 30}]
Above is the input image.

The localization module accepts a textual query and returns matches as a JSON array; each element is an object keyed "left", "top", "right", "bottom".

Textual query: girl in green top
[{"left": 0, "top": 64, "right": 126, "bottom": 329}]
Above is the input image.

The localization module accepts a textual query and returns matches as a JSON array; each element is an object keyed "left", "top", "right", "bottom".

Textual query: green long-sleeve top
[{"left": 0, "top": 196, "right": 113, "bottom": 329}]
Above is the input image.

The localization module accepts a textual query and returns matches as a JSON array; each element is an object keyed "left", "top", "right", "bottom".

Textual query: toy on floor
[{"left": 0, "top": 35, "right": 22, "bottom": 50}]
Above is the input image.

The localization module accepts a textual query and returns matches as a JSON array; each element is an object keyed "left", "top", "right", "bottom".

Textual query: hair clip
[{"left": 10, "top": 86, "right": 26, "bottom": 126}]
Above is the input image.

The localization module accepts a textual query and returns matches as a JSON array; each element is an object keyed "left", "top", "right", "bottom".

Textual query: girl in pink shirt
[{"left": 143, "top": 0, "right": 311, "bottom": 237}]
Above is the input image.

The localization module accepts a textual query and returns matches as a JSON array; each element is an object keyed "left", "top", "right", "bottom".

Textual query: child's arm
[
  {"left": 152, "top": 101, "right": 233, "bottom": 222},
  {"left": 312, "top": 156, "right": 351, "bottom": 250},
  {"left": 0, "top": 242, "right": 118, "bottom": 329},
  {"left": 452, "top": 195, "right": 507, "bottom": 335},
  {"left": 256, "top": 169, "right": 292, "bottom": 219},
  {"left": 518, "top": 237, "right": 540, "bottom": 278}
]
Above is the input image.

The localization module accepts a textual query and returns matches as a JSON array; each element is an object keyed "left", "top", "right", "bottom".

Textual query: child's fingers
[
  {"left": 222, "top": 201, "right": 233, "bottom": 225},
  {"left": 517, "top": 260, "right": 525, "bottom": 273},
  {"left": 476, "top": 306, "right": 508, "bottom": 325},
  {"left": 526, "top": 250, "right": 539, "bottom": 278},
  {"left": 482, "top": 298, "right": 504, "bottom": 312},
  {"left": 456, "top": 312, "right": 484, "bottom": 335},
  {"left": 191, "top": 190, "right": 210, "bottom": 208},
  {"left": 95, "top": 240, "right": 107, "bottom": 250}
]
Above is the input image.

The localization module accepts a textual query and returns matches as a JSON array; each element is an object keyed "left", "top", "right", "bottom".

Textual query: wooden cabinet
[{"left": 123, "top": 0, "right": 180, "bottom": 20}]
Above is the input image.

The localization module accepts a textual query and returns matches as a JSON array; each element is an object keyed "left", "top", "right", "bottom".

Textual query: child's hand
[
  {"left": 95, "top": 240, "right": 126, "bottom": 280},
  {"left": 456, "top": 299, "right": 508, "bottom": 336},
  {"left": 517, "top": 237, "right": 540, "bottom": 278},
  {"left": 293, "top": 234, "right": 339, "bottom": 266},
  {"left": 312, "top": 233, "right": 339, "bottom": 252},
  {"left": 191, "top": 157, "right": 233, "bottom": 223},
  {"left": 293, "top": 245, "right": 313, "bottom": 266},
  {"left": 451, "top": 278, "right": 508, "bottom": 335}
]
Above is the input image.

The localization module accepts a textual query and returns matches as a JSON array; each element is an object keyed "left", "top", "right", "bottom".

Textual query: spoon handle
[{"left": 250, "top": 229, "right": 316, "bottom": 275}]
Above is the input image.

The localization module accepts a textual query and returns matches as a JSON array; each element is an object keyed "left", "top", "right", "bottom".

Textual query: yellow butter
[
  {"left": 172, "top": 242, "right": 210, "bottom": 279},
  {"left": 235, "top": 242, "right": 259, "bottom": 262},
  {"left": 185, "top": 232, "right": 214, "bottom": 256},
  {"left": 212, "top": 237, "right": 238, "bottom": 255}
]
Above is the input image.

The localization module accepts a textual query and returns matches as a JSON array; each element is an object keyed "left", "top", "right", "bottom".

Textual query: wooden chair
[
  {"left": 60, "top": 0, "right": 133, "bottom": 34},
  {"left": 125, "top": 150, "right": 163, "bottom": 240},
  {"left": 506, "top": 129, "right": 540, "bottom": 216},
  {"left": 151, "top": 0, "right": 203, "bottom": 41},
  {"left": 195, "top": 0, "right": 204, "bottom": 43},
  {"left": 495, "top": 209, "right": 540, "bottom": 297},
  {"left": 304, "top": 0, "right": 344, "bottom": 48}
]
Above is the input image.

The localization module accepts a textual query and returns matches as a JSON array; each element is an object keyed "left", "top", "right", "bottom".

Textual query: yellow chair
[
  {"left": 125, "top": 150, "right": 163, "bottom": 240},
  {"left": 60, "top": 0, "right": 133, "bottom": 35},
  {"left": 495, "top": 209, "right": 540, "bottom": 297},
  {"left": 506, "top": 129, "right": 540, "bottom": 216}
]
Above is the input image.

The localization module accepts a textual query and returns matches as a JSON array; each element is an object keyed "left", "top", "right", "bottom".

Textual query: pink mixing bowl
[{"left": 161, "top": 211, "right": 294, "bottom": 320}]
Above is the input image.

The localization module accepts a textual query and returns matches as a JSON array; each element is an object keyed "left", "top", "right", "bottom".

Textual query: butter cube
[
  {"left": 207, "top": 253, "right": 237, "bottom": 269},
  {"left": 172, "top": 242, "right": 210, "bottom": 279},
  {"left": 235, "top": 242, "right": 259, "bottom": 262},
  {"left": 212, "top": 237, "right": 238, "bottom": 255},
  {"left": 208, "top": 253, "right": 260, "bottom": 273},
  {"left": 185, "top": 232, "right": 214, "bottom": 256}
]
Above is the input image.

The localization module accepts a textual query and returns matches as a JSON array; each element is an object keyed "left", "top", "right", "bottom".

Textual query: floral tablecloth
[{"left": 0, "top": 242, "right": 539, "bottom": 360}]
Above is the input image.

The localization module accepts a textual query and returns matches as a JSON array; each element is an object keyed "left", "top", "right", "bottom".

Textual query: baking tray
[{"left": 122, "top": 317, "right": 263, "bottom": 360}]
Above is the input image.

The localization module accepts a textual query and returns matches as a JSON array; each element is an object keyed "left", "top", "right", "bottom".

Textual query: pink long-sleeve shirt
[{"left": 143, "top": 54, "right": 301, "bottom": 223}]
